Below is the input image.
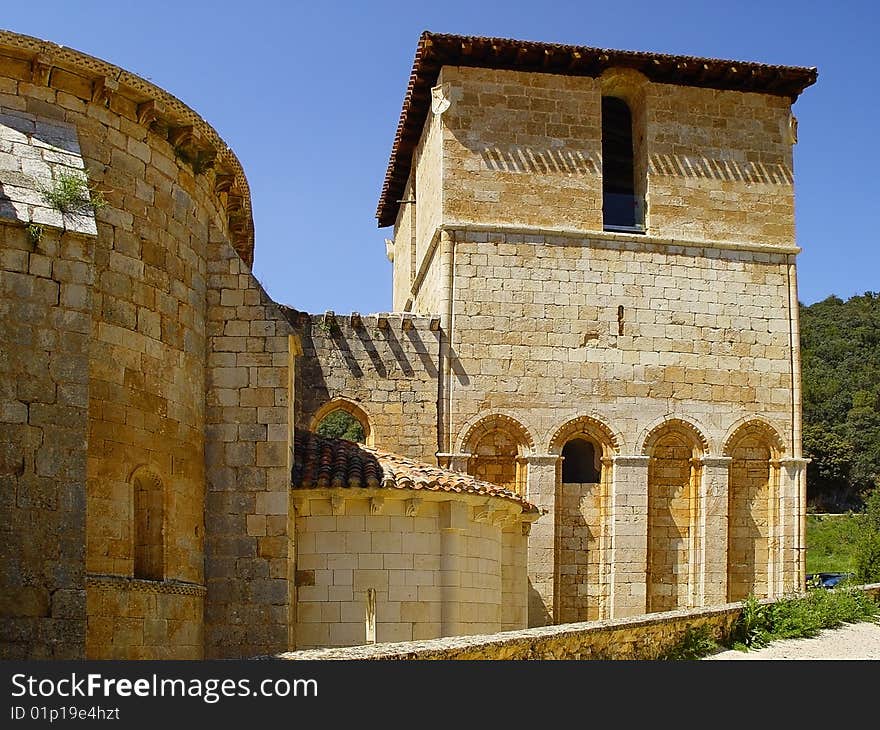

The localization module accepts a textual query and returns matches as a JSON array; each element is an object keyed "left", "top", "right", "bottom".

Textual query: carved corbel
[
  {"left": 31, "top": 54, "right": 51, "bottom": 85},
  {"left": 405, "top": 497, "right": 422, "bottom": 517},
  {"left": 369, "top": 497, "right": 385, "bottom": 516},
  {"left": 292, "top": 495, "right": 309, "bottom": 515},
  {"left": 330, "top": 494, "right": 345, "bottom": 516},
  {"left": 168, "top": 125, "right": 195, "bottom": 149},
  {"left": 491, "top": 509, "right": 511, "bottom": 526},
  {"left": 137, "top": 99, "right": 164, "bottom": 126},
  {"left": 226, "top": 193, "right": 244, "bottom": 213},
  {"left": 213, "top": 173, "right": 235, "bottom": 195},
  {"left": 91, "top": 76, "right": 119, "bottom": 107},
  {"left": 473, "top": 504, "right": 492, "bottom": 523}
]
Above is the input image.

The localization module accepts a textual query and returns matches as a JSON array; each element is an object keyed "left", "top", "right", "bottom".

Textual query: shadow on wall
[
  {"left": 527, "top": 580, "right": 552, "bottom": 627},
  {"left": 286, "top": 308, "right": 444, "bottom": 431}
]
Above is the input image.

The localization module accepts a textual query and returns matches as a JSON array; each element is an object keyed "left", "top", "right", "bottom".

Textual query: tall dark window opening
[
  {"left": 602, "top": 97, "right": 643, "bottom": 232},
  {"left": 562, "top": 438, "right": 600, "bottom": 483}
]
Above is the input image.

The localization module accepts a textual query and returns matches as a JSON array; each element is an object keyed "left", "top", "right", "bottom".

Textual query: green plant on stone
[
  {"left": 659, "top": 625, "right": 719, "bottom": 660},
  {"left": 39, "top": 170, "right": 107, "bottom": 216},
  {"left": 26, "top": 223, "right": 43, "bottom": 246}
]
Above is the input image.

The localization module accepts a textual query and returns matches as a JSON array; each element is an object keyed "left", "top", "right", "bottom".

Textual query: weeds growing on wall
[
  {"left": 658, "top": 625, "right": 719, "bottom": 660},
  {"left": 39, "top": 171, "right": 107, "bottom": 216}
]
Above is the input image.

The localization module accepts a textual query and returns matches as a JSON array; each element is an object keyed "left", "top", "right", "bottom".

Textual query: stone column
[
  {"left": 524, "top": 454, "right": 560, "bottom": 626},
  {"left": 777, "top": 458, "right": 810, "bottom": 596},
  {"left": 439, "top": 500, "right": 467, "bottom": 637},
  {"left": 609, "top": 456, "right": 650, "bottom": 618},
  {"left": 698, "top": 457, "right": 731, "bottom": 606},
  {"left": 598, "top": 456, "right": 614, "bottom": 619}
]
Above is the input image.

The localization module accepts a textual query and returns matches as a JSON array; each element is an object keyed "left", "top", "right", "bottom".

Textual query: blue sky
[{"left": 3, "top": 1, "right": 877, "bottom": 311}]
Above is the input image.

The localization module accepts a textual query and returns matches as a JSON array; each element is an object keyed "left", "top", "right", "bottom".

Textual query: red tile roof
[
  {"left": 292, "top": 428, "right": 538, "bottom": 513},
  {"left": 376, "top": 31, "right": 818, "bottom": 228}
]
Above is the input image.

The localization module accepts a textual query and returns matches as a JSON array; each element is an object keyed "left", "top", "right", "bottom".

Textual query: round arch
[
  {"left": 310, "top": 398, "right": 373, "bottom": 446},
  {"left": 547, "top": 414, "right": 622, "bottom": 457},
  {"left": 640, "top": 416, "right": 711, "bottom": 456},
  {"left": 458, "top": 413, "right": 535, "bottom": 456},
  {"left": 722, "top": 417, "right": 786, "bottom": 458}
]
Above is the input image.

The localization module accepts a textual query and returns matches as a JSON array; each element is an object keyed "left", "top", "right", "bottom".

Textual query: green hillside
[{"left": 800, "top": 292, "right": 880, "bottom": 511}]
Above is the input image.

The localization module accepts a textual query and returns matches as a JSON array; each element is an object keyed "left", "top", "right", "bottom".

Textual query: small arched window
[
  {"left": 561, "top": 438, "right": 601, "bottom": 483},
  {"left": 133, "top": 471, "right": 164, "bottom": 581},
  {"left": 315, "top": 408, "right": 366, "bottom": 443},
  {"left": 602, "top": 96, "right": 643, "bottom": 232}
]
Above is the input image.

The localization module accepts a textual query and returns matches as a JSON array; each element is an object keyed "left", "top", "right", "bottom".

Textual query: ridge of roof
[
  {"left": 376, "top": 31, "right": 818, "bottom": 228},
  {"left": 292, "top": 428, "right": 538, "bottom": 513}
]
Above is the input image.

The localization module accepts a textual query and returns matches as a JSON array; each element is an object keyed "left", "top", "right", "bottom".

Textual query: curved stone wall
[
  {"left": 0, "top": 29, "right": 253, "bottom": 658},
  {"left": 292, "top": 489, "right": 529, "bottom": 649}
]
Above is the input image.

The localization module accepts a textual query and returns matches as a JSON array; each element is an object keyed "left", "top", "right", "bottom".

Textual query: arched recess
[
  {"left": 548, "top": 415, "right": 620, "bottom": 622},
  {"left": 310, "top": 398, "right": 373, "bottom": 446},
  {"left": 130, "top": 467, "right": 165, "bottom": 581},
  {"left": 644, "top": 419, "right": 708, "bottom": 613},
  {"left": 460, "top": 414, "right": 534, "bottom": 495},
  {"left": 723, "top": 419, "right": 785, "bottom": 602}
]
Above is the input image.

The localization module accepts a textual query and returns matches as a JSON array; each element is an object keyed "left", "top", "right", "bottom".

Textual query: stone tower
[{"left": 377, "top": 32, "right": 817, "bottom": 624}]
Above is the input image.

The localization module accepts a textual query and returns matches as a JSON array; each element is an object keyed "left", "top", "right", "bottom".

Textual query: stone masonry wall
[
  {"left": 0, "top": 223, "right": 93, "bottom": 659},
  {"left": 439, "top": 66, "right": 603, "bottom": 233},
  {"left": 204, "top": 235, "right": 296, "bottom": 659},
  {"left": 645, "top": 83, "right": 794, "bottom": 247},
  {"left": 294, "top": 491, "right": 521, "bottom": 649},
  {"left": 0, "top": 31, "right": 255, "bottom": 659},
  {"left": 293, "top": 312, "right": 440, "bottom": 462},
  {"left": 437, "top": 66, "right": 794, "bottom": 248},
  {"left": 85, "top": 577, "right": 203, "bottom": 659},
  {"left": 447, "top": 229, "right": 795, "bottom": 456}
]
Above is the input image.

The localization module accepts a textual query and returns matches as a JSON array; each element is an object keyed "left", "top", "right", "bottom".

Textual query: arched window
[
  {"left": 561, "top": 438, "right": 600, "bottom": 483},
  {"left": 602, "top": 96, "right": 643, "bottom": 232},
  {"left": 311, "top": 399, "right": 372, "bottom": 445},
  {"left": 315, "top": 409, "right": 366, "bottom": 443},
  {"left": 133, "top": 470, "right": 164, "bottom": 581}
]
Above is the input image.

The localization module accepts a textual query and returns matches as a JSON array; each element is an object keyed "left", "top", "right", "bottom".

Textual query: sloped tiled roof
[
  {"left": 376, "top": 31, "right": 818, "bottom": 227},
  {"left": 292, "top": 428, "right": 538, "bottom": 513}
]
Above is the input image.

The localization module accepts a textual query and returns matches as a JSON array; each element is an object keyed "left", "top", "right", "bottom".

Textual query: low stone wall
[{"left": 271, "top": 583, "right": 880, "bottom": 660}]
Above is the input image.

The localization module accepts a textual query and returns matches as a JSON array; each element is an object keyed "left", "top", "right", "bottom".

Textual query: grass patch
[{"left": 806, "top": 513, "right": 864, "bottom": 574}]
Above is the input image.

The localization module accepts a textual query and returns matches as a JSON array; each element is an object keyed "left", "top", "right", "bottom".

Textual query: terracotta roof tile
[
  {"left": 292, "top": 428, "right": 538, "bottom": 513},
  {"left": 376, "top": 31, "right": 818, "bottom": 227}
]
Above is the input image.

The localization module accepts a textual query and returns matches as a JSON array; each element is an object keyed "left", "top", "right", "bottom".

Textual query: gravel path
[{"left": 703, "top": 619, "right": 880, "bottom": 660}]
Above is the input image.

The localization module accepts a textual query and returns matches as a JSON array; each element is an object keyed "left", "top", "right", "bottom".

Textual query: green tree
[
  {"left": 800, "top": 292, "right": 880, "bottom": 509},
  {"left": 315, "top": 409, "right": 366, "bottom": 443}
]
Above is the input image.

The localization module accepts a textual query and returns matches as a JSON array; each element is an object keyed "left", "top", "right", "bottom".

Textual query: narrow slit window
[
  {"left": 602, "top": 97, "right": 643, "bottom": 232},
  {"left": 133, "top": 472, "right": 164, "bottom": 581}
]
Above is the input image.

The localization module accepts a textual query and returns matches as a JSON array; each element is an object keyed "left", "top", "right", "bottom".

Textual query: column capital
[
  {"left": 699, "top": 456, "right": 732, "bottom": 468},
  {"left": 611, "top": 455, "right": 651, "bottom": 466},
  {"left": 525, "top": 454, "right": 561, "bottom": 466},
  {"left": 778, "top": 457, "right": 811, "bottom": 468}
]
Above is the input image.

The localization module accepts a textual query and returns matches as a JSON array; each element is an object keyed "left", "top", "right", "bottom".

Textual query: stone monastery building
[{"left": 0, "top": 28, "right": 816, "bottom": 659}]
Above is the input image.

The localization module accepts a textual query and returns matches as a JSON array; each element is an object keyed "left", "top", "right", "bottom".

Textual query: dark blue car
[{"left": 805, "top": 572, "right": 854, "bottom": 588}]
